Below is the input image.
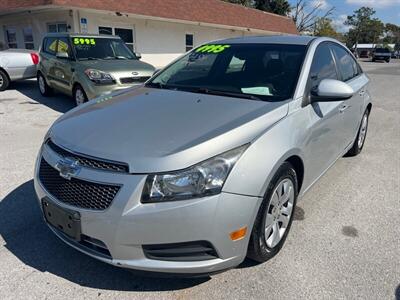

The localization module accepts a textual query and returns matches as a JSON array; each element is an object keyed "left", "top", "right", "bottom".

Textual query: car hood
[
  {"left": 77, "top": 59, "right": 155, "bottom": 73},
  {"left": 50, "top": 87, "right": 288, "bottom": 173}
]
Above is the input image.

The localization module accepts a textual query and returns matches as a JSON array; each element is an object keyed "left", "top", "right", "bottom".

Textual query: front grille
[
  {"left": 120, "top": 76, "right": 150, "bottom": 84},
  {"left": 39, "top": 158, "right": 121, "bottom": 210},
  {"left": 47, "top": 140, "right": 129, "bottom": 173},
  {"left": 143, "top": 241, "right": 219, "bottom": 261}
]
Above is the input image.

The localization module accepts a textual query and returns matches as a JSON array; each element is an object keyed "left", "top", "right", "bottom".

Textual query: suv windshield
[
  {"left": 72, "top": 37, "right": 137, "bottom": 60},
  {"left": 147, "top": 43, "right": 306, "bottom": 101},
  {"left": 375, "top": 48, "right": 390, "bottom": 53}
]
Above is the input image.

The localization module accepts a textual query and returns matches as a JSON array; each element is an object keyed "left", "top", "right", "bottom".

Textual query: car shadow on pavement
[
  {"left": 11, "top": 80, "right": 75, "bottom": 113},
  {"left": 0, "top": 180, "right": 210, "bottom": 291}
]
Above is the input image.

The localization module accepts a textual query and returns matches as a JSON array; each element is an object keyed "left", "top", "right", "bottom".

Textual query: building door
[{"left": 98, "top": 26, "right": 135, "bottom": 51}]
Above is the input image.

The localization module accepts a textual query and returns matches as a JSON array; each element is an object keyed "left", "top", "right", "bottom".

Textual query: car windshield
[
  {"left": 375, "top": 48, "right": 390, "bottom": 53},
  {"left": 72, "top": 37, "right": 137, "bottom": 60},
  {"left": 147, "top": 43, "right": 306, "bottom": 101}
]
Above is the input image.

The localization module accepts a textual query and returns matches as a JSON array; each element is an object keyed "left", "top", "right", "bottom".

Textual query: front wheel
[
  {"left": 346, "top": 109, "right": 369, "bottom": 156},
  {"left": 73, "top": 85, "right": 88, "bottom": 106},
  {"left": 247, "top": 162, "right": 298, "bottom": 262}
]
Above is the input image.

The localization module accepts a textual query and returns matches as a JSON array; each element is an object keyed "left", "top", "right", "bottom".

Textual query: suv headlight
[
  {"left": 141, "top": 144, "right": 249, "bottom": 203},
  {"left": 85, "top": 69, "right": 114, "bottom": 85}
]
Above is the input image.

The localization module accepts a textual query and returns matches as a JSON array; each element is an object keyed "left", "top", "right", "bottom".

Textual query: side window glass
[
  {"left": 331, "top": 44, "right": 358, "bottom": 81},
  {"left": 44, "top": 37, "right": 57, "bottom": 55},
  {"left": 57, "top": 37, "right": 70, "bottom": 54},
  {"left": 309, "top": 43, "right": 338, "bottom": 89}
]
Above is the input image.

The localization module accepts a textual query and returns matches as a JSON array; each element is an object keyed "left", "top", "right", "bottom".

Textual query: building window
[
  {"left": 23, "top": 27, "right": 34, "bottom": 49},
  {"left": 99, "top": 26, "right": 113, "bottom": 35},
  {"left": 185, "top": 34, "right": 194, "bottom": 52},
  {"left": 48, "top": 23, "right": 68, "bottom": 33},
  {"left": 5, "top": 28, "right": 18, "bottom": 48}
]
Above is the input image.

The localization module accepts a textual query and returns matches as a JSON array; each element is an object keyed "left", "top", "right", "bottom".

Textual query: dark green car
[{"left": 37, "top": 33, "right": 155, "bottom": 105}]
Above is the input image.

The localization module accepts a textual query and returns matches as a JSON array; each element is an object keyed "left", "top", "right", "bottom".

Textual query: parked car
[
  {"left": 37, "top": 33, "right": 155, "bottom": 105},
  {"left": 359, "top": 50, "right": 369, "bottom": 58},
  {"left": 34, "top": 36, "right": 372, "bottom": 275},
  {"left": 0, "top": 49, "right": 39, "bottom": 91},
  {"left": 372, "top": 47, "right": 391, "bottom": 62}
]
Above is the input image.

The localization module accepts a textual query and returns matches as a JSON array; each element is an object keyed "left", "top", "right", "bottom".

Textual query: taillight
[{"left": 31, "top": 53, "right": 39, "bottom": 65}]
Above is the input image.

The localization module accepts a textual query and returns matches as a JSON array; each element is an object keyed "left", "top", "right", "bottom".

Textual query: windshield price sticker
[
  {"left": 73, "top": 38, "right": 96, "bottom": 45},
  {"left": 196, "top": 44, "right": 231, "bottom": 54}
]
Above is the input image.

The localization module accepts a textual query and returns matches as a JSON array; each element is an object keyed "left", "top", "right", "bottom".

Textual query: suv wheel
[
  {"left": 345, "top": 109, "right": 370, "bottom": 156},
  {"left": 0, "top": 69, "right": 10, "bottom": 91},
  {"left": 38, "top": 73, "right": 53, "bottom": 96},
  {"left": 73, "top": 85, "right": 88, "bottom": 106},
  {"left": 247, "top": 162, "right": 298, "bottom": 262}
]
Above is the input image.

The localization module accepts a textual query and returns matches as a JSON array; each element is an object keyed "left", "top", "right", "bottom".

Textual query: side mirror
[
  {"left": 56, "top": 52, "right": 69, "bottom": 59},
  {"left": 311, "top": 79, "right": 354, "bottom": 102},
  {"left": 135, "top": 53, "right": 142, "bottom": 60}
]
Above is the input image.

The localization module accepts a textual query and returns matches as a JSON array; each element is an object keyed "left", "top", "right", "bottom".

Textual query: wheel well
[
  {"left": 286, "top": 156, "right": 304, "bottom": 192},
  {"left": 0, "top": 67, "right": 10, "bottom": 81},
  {"left": 72, "top": 82, "right": 81, "bottom": 92},
  {"left": 366, "top": 103, "right": 372, "bottom": 114}
]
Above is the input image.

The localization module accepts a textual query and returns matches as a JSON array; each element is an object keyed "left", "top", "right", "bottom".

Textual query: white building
[{"left": 0, "top": 0, "right": 297, "bottom": 68}]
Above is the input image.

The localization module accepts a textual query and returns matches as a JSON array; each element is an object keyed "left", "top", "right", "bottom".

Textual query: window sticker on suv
[
  {"left": 73, "top": 37, "right": 96, "bottom": 45},
  {"left": 196, "top": 45, "right": 231, "bottom": 53}
]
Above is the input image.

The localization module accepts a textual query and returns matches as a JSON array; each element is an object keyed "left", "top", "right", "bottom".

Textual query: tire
[
  {"left": 247, "top": 162, "right": 298, "bottom": 262},
  {"left": 386, "top": 59, "right": 390, "bottom": 63},
  {"left": 345, "top": 108, "right": 370, "bottom": 157},
  {"left": 37, "top": 73, "right": 53, "bottom": 96},
  {"left": 73, "top": 84, "right": 88, "bottom": 106},
  {"left": 0, "top": 69, "right": 10, "bottom": 91}
]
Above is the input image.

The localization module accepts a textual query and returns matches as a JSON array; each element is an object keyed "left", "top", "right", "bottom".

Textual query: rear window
[{"left": 375, "top": 48, "right": 390, "bottom": 53}]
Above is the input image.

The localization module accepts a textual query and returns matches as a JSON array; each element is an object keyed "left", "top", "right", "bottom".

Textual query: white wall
[
  {"left": 0, "top": 8, "right": 271, "bottom": 67},
  {"left": 0, "top": 10, "right": 74, "bottom": 50}
]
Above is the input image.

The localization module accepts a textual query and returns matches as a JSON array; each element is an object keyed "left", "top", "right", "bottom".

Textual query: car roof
[
  {"left": 43, "top": 33, "right": 120, "bottom": 39},
  {"left": 215, "top": 35, "right": 317, "bottom": 45}
]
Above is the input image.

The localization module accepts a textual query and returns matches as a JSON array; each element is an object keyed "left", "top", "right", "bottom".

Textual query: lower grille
[
  {"left": 143, "top": 241, "right": 219, "bottom": 261},
  {"left": 39, "top": 158, "right": 121, "bottom": 210},
  {"left": 120, "top": 76, "right": 150, "bottom": 84}
]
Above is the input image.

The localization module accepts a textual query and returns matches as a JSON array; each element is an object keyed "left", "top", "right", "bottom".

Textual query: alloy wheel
[
  {"left": 358, "top": 113, "right": 368, "bottom": 149},
  {"left": 264, "top": 178, "right": 295, "bottom": 248},
  {"left": 38, "top": 76, "right": 46, "bottom": 94},
  {"left": 75, "top": 88, "right": 86, "bottom": 106}
]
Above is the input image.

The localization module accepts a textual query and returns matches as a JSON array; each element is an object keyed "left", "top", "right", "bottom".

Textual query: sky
[{"left": 288, "top": 0, "right": 400, "bottom": 32}]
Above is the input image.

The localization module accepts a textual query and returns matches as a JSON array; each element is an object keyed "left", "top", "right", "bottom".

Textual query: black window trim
[{"left": 329, "top": 42, "right": 363, "bottom": 83}]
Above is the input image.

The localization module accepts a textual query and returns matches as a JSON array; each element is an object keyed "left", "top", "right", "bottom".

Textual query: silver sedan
[
  {"left": 0, "top": 49, "right": 39, "bottom": 90},
  {"left": 34, "top": 36, "right": 371, "bottom": 275}
]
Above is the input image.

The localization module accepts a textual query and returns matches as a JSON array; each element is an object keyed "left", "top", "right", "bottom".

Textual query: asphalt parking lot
[{"left": 0, "top": 60, "right": 399, "bottom": 300}]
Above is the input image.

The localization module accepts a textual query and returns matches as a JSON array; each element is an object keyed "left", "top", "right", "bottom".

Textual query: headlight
[
  {"left": 85, "top": 69, "right": 114, "bottom": 85},
  {"left": 141, "top": 144, "right": 249, "bottom": 203}
]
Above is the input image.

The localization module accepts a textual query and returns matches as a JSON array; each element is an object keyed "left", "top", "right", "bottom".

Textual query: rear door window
[
  {"left": 56, "top": 37, "right": 70, "bottom": 54},
  {"left": 309, "top": 43, "right": 338, "bottom": 89}
]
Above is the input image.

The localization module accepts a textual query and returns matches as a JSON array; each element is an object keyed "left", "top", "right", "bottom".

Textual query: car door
[
  {"left": 330, "top": 43, "right": 366, "bottom": 149},
  {"left": 303, "top": 42, "right": 345, "bottom": 183},
  {"left": 40, "top": 37, "right": 58, "bottom": 87},
  {"left": 52, "top": 37, "right": 74, "bottom": 95}
]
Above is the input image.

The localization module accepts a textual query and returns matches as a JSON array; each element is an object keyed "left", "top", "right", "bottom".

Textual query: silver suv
[{"left": 34, "top": 36, "right": 371, "bottom": 275}]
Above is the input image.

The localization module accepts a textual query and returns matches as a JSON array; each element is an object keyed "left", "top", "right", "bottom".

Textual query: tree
[
  {"left": 292, "top": 0, "right": 335, "bottom": 33},
  {"left": 254, "top": 0, "right": 291, "bottom": 16},
  {"left": 222, "top": 0, "right": 253, "bottom": 6},
  {"left": 313, "top": 17, "right": 339, "bottom": 38},
  {"left": 384, "top": 23, "right": 400, "bottom": 44},
  {"left": 345, "top": 7, "right": 380, "bottom": 48}
]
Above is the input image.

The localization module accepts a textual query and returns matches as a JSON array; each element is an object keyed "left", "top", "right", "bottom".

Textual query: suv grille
[
  {"left": 39, "top": 158, "right": 121, "bottom": 210},
  {"left": 47, "top": 140, "right": 129, "bottom": 173},
  {"left": 120, "top": 76, "right": 150, "bottom": 84}
]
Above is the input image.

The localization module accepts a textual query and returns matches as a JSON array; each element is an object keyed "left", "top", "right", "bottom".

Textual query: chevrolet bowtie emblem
[{"left": 55, "top": 158, "right": 81, "bottom": 180}]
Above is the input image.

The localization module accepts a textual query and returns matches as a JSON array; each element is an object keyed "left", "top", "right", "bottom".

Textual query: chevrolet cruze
[{"left": 34, "top": 36, "right": 372, "bottom": 275}]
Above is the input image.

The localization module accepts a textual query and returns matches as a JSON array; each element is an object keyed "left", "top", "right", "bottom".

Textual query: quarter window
[
  {"left": 185, "top": 34, "right": 194, "bottom": 52},
  {"left": 330, "top": 44, "right": 360, "bottom": 82},
  {"left": 309, "top": 43, "right": 338, "bottom": 89}
]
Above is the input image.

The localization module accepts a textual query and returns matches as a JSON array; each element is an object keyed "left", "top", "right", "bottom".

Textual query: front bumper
[{"left": 34, "top": 143, "right": 262, "bottom": 274}]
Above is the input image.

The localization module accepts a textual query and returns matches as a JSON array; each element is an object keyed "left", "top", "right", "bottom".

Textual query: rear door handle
[{"left": 339, "top": 105, "right": 349, "bottom": 113}]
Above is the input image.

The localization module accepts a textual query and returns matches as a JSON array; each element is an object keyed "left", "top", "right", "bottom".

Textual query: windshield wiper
[
  {"left": 188, "top": 87, "right": 263, "bottom": 101},
  {"left": 103, "top": 56, "right": 129, "bottom": 60},
  {"left": 78, "top": 57, "right": 100, "bottom": 61},
  {"left": 145, "top": 82, "right": 172, "bottom": 89}
]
